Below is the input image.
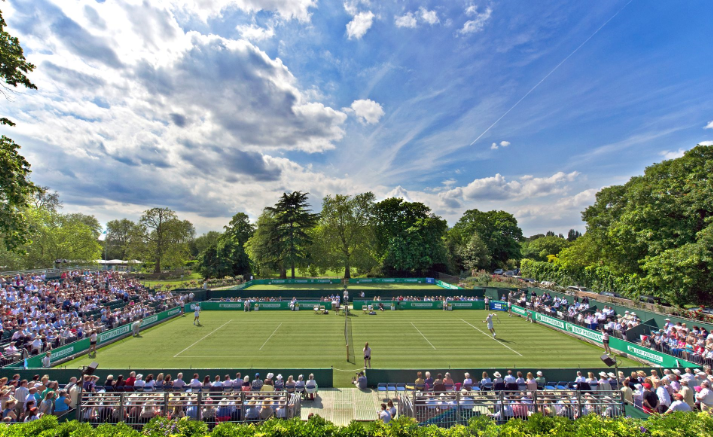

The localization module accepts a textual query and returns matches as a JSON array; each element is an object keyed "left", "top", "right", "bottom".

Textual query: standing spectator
[
  {"left": 378, "top": 403, "right": 391, "bottom": 423},
  {"left": 696, "top": 381, "right": 713, "bottom": 412},
  {"left": 665, "top": 394, "right": 692, "bottom": 413},
  {"left": 363, "top": 343, "right": 371, "bottom": 369},
  {"left": 679, "top": 380, "right": 695, "bottom": 409},
  {"left": 641, "top": 383, "right": 659, "bottom": 414},
  {"left": 42, "top": 352, "right": 51, "bottom": 368}
]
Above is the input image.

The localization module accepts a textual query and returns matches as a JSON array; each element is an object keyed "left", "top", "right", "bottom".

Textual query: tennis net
[{"left": 345, "top": 314, "right": 355, "bottom": 364}]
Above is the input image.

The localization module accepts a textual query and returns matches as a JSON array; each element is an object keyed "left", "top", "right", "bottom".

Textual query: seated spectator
[
  {"left": 414, "top": 372, "right": 425, "bottom": 390},
  {"left": 353, "top": 372, "right": 367, "bottom": 390}
]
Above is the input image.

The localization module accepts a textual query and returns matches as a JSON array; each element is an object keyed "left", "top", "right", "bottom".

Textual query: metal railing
[
  {"left": 399, "top": 390, "right": 624, "bottom": 427},
  {"left": 79, "top": 390, "right": 300, "bottom": 428}
]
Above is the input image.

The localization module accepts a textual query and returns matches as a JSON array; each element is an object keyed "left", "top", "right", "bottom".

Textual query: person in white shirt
[
  {"left": 173, "top": 373, "right": 186, "bottom": 389},
  {"left": 189, "top": 373, "right": 202, "bottom": 388},
  {"left": 574, "top": 371, "right": 586, "bottom": 383},
  {"left": 655, "top": 380, "right": 671, "bottom": 412},
  {"left": 42, "top": 352, "right": 51, "bottom": 368},
  {"left": 378, "top": 403, "right": 391, "bottom": 423},
  {"left": 696, "top": 381, "right": 713, "bottom": 412},
  {"left": 134, "top": 374, "right": 146, "bottom": 390},
  {"left": 363, "top": 343, "right": 371, "bottom": 369},
  {"left": 193, "top": 305, "right": 201, "bottom": 326},
  {"left": 212, "top": 375, "right": 223, "bottom": 388},
  {"left": 504, "top": 370, "right": 516, "bottom": 384},
  {"left": 665, "top": 394, "right": 692, "bottom": 414},
  {"left": 484, "top": 313, "right": 497, "bottom": 338}
]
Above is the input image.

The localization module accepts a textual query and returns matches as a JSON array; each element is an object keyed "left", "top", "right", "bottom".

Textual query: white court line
[
  {"left": 411, "top": 322, "right": 436, "bottom": 350},
  {"left": 461, "top": 319, "right": 523, "bottom": 357},
  {"left": 174, "top": 320, "right": 232, "bottom": 357},
  {"left": 259, "top": 323, "right": 283, "bottom": 351}
]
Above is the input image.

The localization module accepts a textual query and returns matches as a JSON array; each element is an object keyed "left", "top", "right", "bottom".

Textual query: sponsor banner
[
  {"left": 511, "top": 305, "right": 527, "bottom": 316},
  {"left": 426, "top": 278, "right": 435, "bottom": 284},
  {"left": 23, "top": 307, "right": 181, "bottom": 368},
  {"left": 99, "top": 325, "right": 131, "bottom": 343},
  {"left": 348, "top": 278, "right": 430, "bottom": 284},
  {"left": 566, "top": 324, "right": 603, "bottom": 342},
  {"left": 490, "top": 301, "right": 509, "bottom": 312},
  {"left": 436, "top": 280, "right": 463, "bottom": 290},
  {"left": 534, "top": 313, "right": 565, "bottom": 329},
  {"left": 450, "top": 301, "right": 486, "bottom": 310},
  {"left": 510, "top": 305, "right": 696, "bottom": 368}
]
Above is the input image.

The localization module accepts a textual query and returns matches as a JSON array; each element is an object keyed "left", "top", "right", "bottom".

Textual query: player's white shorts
[{"left": 487, "top": 323, "right": 493, "bottom": 330}]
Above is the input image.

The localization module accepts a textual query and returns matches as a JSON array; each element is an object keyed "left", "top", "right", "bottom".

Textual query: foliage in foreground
[{"left": 2, "top": 412, "right": 713, "bottom": 437}]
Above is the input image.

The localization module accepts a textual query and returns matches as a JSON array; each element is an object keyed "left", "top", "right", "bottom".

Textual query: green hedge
[{"left": 4, "top": 412, "right": 713, "bottom": 437}]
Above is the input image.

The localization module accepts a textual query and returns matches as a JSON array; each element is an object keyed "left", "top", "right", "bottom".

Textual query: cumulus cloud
[
  {"left": 3, "top": 0, "right": 353, "bottom": 228},
  {"left": 515, "top": 188, "right": 598, "bottom": 220},
  {"left": 459, "top": 6, "right": 492, "bottom": 35},
  {"left": 699, "top": 141, "right": 713, "bottom": 146},
  {"left": 346, "top": 11, "right": 375, "bottom": 39},
  {"left": 705, "top": 121, "right": 713, "bottom": 129},
  {"left": 490, "top": 140, "right": 510, "bottom": 150},
  {"left": 347, "top": 99, "right": 385, "bottom": 124},
  {"left": 236, "top": 23, "right": 275, "bottom": 41},
  {"left": 395, "top": 12, "right": 417, "bottom": 28},
  {"left": 659, "top": 149, "right": 686, "bottom": 160},
  {"left": 419, "top": 7, "right": 439, "bottom": 25},
  {"left": 174, "top": 0, "right": 317, "bottom": 22},
  {"left": 439, "top": 171, "right": 579, "bottom": 202}
]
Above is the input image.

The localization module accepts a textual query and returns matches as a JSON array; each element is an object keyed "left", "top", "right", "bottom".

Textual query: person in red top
[{"left": 125, "top": 371, "right": 136, "bottom": 388}]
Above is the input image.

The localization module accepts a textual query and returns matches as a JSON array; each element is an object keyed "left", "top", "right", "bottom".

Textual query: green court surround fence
[
  {"left": 511, "top": 304, "right": 699, "bottom": 368},
  {"left": 352, "top": 300, "right": 485, "bottom": 310},
  {"left": 200, "top": 301, "right": 333, "bottom": 310},
  {"left": 0, "top": 368, "right": 333, "bottom": 388},
  {"left": 365, "top": 367, "right": 655, "bottom": 388},
  {"left": 20, "top": 307, "right": 182, "bottom": 368}
]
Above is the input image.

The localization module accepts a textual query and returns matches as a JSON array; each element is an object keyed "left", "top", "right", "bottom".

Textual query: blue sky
[{"left": 2, "top": 0, "right": 712, "bottom": 236}]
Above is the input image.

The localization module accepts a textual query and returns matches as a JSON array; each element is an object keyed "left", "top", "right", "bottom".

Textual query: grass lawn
[
  {"left": 242, "top": 283, "right": 444, "bottom": 291},
  {"left": 142, "top": 272, "right": 203, "bottom": 288},
  {"left": 63, "top": 310, "right": 641, "bottom": 387}
]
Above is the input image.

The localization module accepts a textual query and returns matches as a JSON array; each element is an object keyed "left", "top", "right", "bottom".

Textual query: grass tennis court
[
  {"left": 239, "top": 283, "right": 444, "bottom": 290},
  {"left": 64, "top": 310, "right": 641, "bottom": 386}
]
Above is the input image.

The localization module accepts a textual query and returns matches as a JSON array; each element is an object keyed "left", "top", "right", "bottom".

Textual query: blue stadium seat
[
  {"left": 377, "top": 383, "right": 388, "bottom": 394},
  {"left": 555, "top": 381, "right": 568, "bottom": 390},
  {"left": 387, "top": 383, "right": 397, "bottom": 394},
  {"left": 396, "top": 383, "right": 406, "bottom": 392}
]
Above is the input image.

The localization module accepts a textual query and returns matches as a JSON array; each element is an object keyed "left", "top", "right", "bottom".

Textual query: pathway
[{"left": 300, "top": 388, "right": 395, "bottom": 425}]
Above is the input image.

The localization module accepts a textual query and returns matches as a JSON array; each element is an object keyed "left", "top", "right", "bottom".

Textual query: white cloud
[
  {"left": 418, "top": 7, "right": 439, "bottom": 25},
  {"left": 491, "top": 142, "right": 498, "bottom": 150},
  {"left": 705, "top": 121, "right": 713, "bottom": 129},
  {"left": 659, "top": 149, "right": 686, "bottom": 160},
  {"left": 465, "top": 5, "right": 477, "bottom": 16},
  {"left": 459, "top": 7, "right": 492, "bottom": 35},
  {"left": 346, "top": 11, "right": 375, "bottom": 39},
  {"left": 440, "top": 171, "right": 579, "bottom": 202},
  {"left": 699, "top": 141, "right": 713, "bottom": 146},
  {"left": 395, "top": 12, "right": 417, "bottom": 28},
  {"left": 490, "top": 140, "right": 510, "bottom": 150},
  {"left": 175, "top": 0, "right": 317, "bottom": 22},
  {"left": 347, "top": 99, "right": 385, "bottom": 124},
  {"left": 500, "top": 140, "right": 510, "bottom": 147},
  {"left": 236, "top": 24, "right": 275, "bottom": 41},
  {"left": 515, "top": 188, "right": 599, "bottom": 220}
]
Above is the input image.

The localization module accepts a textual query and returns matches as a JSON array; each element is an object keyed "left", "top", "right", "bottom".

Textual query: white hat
[
  {"left": 607, "top": 372, "right": 616, "bottom": 378},
  {"left": 673, "top": 369, "right": 681, "bottom": 375},
  {"left": 599, "top": 372, "right": 607, "bottom": 377},
  {"left": 537, "top": 371, "right": 543, "bottom": 376},
  {"left": 494, "top": 372, "right": 501, "bottom": 378}
]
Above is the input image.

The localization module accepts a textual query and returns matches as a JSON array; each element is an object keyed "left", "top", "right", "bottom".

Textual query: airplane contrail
[{"left": 469, "top": 0, "right": 636, "bottom": 146}]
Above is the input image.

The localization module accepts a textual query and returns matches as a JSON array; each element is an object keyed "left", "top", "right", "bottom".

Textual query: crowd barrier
[
  {"left": 510, "top": 304, "right": 699, "bottom": 368},
  {"left": 214, "top": 288, "right": 486, "bottom": 301},
  {"left": 352, "top": 300, "right": 485, "bottom": 310},
  {"left": 78, "top": 390, "right": 301, "bottom": 426},
  {"left": 400, "top": 389, "right": 625, "bottom": 427},
  {"left": 0, "top": 368, "right": 334, "bottom": 388},
  {"left": 200, "top": 301, "right": 333, "bottom": 311},
  {"left": 13, "top": 307, "right": 182, "bottom": 369}
]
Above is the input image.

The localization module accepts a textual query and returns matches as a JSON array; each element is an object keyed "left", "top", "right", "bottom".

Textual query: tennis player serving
[{"left": 483, "top": 313, "right": 497, "bottom": 338}]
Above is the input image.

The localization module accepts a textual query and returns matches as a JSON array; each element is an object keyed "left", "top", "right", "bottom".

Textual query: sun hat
[
  {"left": 607, "top": 372, "right": 616, "bottom": 378},
  {"left": 493, "top": 372, "right": 501, "bottom": 378},
  {"left": 537, "top": 371, "right": 543, "bottom": 376},
  {"left": 599, "top": 372, "right": 607, "bottom": 377}
]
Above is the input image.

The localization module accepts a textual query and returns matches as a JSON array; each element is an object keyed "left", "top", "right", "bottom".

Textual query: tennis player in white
[
  {"left": 483, "top": 313, "right": 497, "bottom": 338},
  {"left": 193, "top": 305, "right": 201, "bottom": 326}
]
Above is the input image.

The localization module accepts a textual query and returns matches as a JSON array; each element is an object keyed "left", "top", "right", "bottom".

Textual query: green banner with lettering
[
  {"left": 24, "top": 307, "right": 182, "bottom": 368},
  {"left": 511, "top": 305, "right": 697, "bottom": 368},
  {"left": 353, "top": 300, "right": 484, "bottom": 310},
  {"left": 349, "top": 278, "right": 434, "bottom": 284},
  {"left": 436, "top": 280, "right": 463, "bottom": 290},
  {"left": 200, "top": 301, "right": 333, "bottom": 310}
]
